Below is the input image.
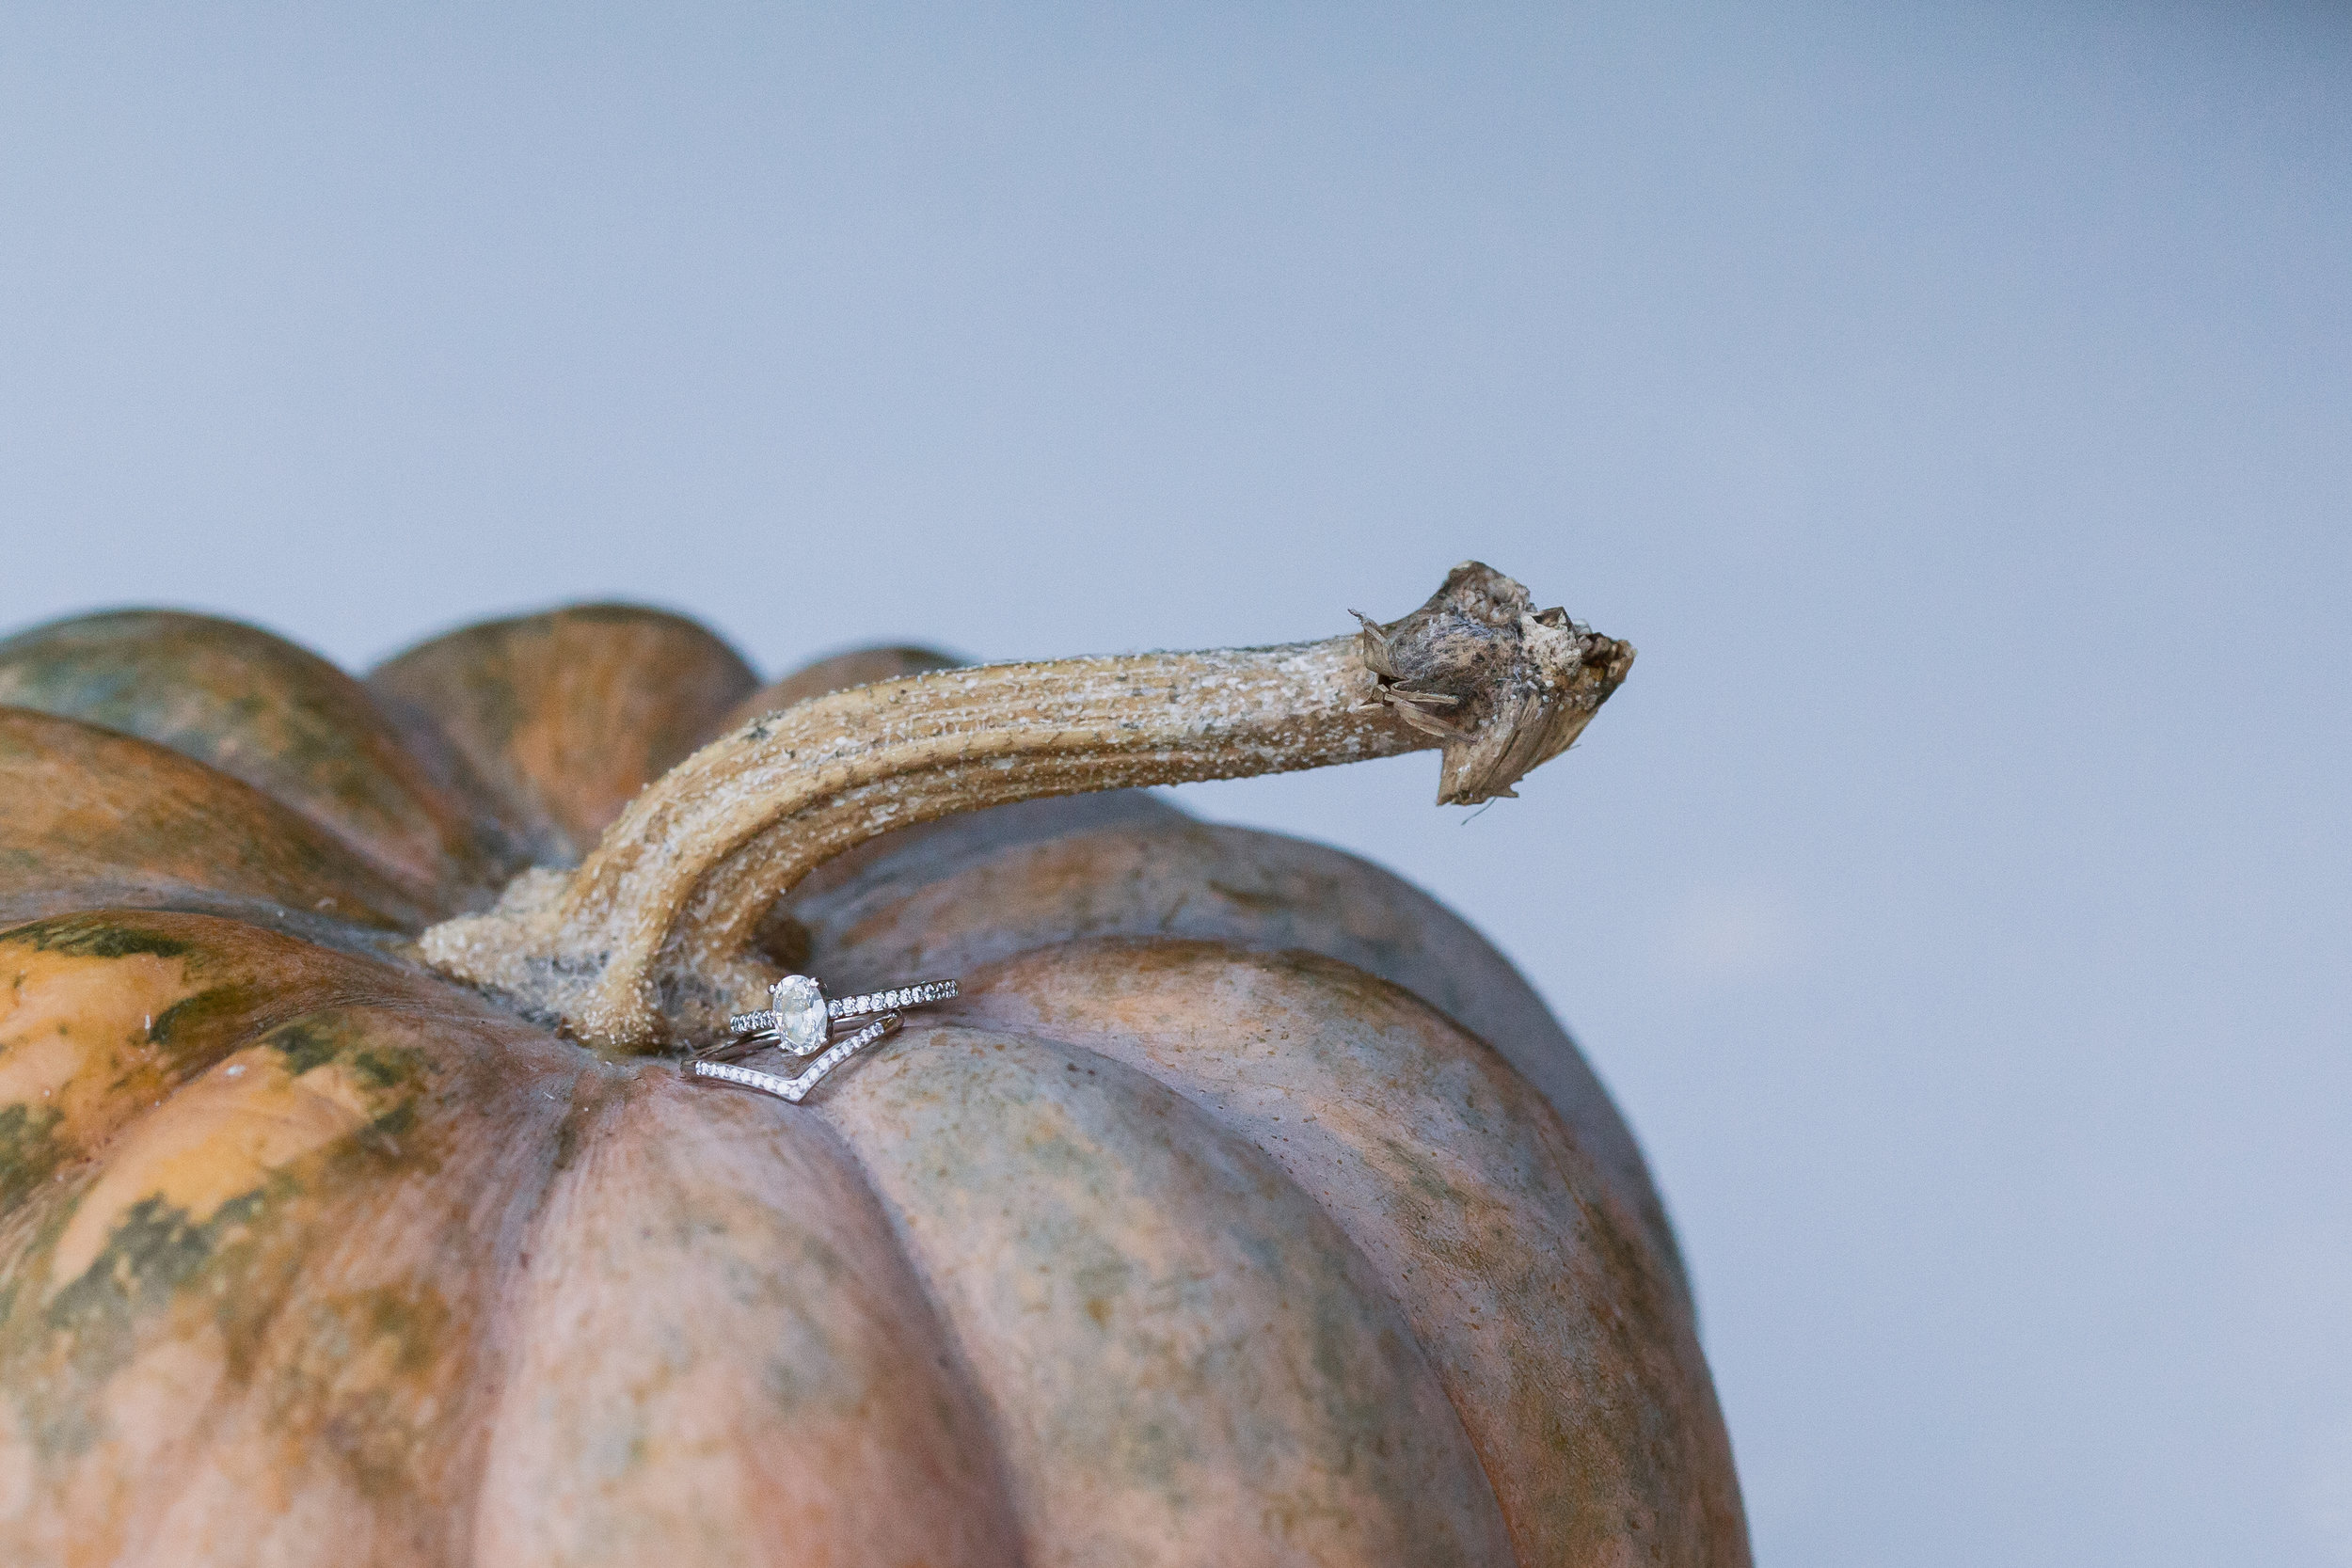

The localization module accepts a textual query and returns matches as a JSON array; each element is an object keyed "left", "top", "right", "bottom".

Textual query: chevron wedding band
[{"left": 691, "top": 1012, "right": 903, "bottom": 1104}]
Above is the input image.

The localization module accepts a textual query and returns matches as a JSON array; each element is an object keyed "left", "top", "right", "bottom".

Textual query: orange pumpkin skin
[{"left": 0, "top": 606, "right": 1747, "bottom": 1566}]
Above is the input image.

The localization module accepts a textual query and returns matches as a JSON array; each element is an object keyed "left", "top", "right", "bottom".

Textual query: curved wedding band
[
  {"left": 691, "top": 1012, "right": 902, "bottom": 1104},
  {"left": 726, "top": 974, "right": 959, "bottom": 1056}
]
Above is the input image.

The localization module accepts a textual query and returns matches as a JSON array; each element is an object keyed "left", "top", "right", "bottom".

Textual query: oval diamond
[{"left": 771, "top": 974, "right": 830, "bottom": 1053}]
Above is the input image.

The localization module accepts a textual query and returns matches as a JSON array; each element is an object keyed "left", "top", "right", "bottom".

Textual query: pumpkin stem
[{"left": 415, "top": 562, "right": 1633, "bottom": 1052}]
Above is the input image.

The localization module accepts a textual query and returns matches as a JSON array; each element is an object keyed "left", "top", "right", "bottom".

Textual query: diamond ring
[{"left": 724, "top": 974, "right": 958, "bottom": 1057}]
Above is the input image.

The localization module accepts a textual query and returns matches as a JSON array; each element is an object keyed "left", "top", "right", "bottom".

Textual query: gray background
[{"left": 4, "top": 3, "right": 2346, "bottom": 1561}]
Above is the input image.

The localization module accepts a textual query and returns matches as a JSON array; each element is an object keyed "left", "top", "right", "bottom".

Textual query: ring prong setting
[{"left": 771, "top": 974, "right": 831, "bottom": 1054}]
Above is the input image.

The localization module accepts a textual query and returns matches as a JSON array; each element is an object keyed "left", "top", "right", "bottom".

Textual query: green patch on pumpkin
[
  {"left": 266, "top": 1019, "right": 345, "bottom": 1078},
  {"left": 0, "top": 1102, "right": 65, "bottom": 1211},
  {"left": 26, "top": 1186, "right": 274, "bottom": 1457},
  {"left": 15, "top": 916, "right": 191, "bottom": 962},
  {"left": 146, "top": 982, "right": 271, "bottom": 1050},
  {"left": 266, "top": 1282, "right": 458, "bottom": 1499}
]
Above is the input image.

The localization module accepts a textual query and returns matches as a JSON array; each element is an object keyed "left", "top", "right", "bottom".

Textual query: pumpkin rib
[
  {"left": 0, "top": 969, "right": 588, "bottom": 1566},
  {"left": 774, "top": 1093, "right": 1041, "bottom": 1568},
  {"left": 471, "top": 1066, "right": 1031, "bottom": 1568},
  {"left": 951, "top": 939, "right": 1749, "bottom": 1568},
  {"left": 0, "top": 911, "right": 526, "bottom": 1201},
  {"left": 367, "top": 604, "right": 761, "bottom": 867},
  {"left": 119, "top": 1007, "right": 581, "bottom": 1568},
  {"left": 0, "top": 913, "right": 356, "bottom": 1274},
  {"left": 0, "top": 710, "right": 445, "bottom": 942},
  {"left": 0, "top": 611, "right": 514, "bottom": 911},
  {"left": 814, "top": 1019, "right": 1518, "bottom": 1568},
  {"left": 778, "top": 804, "right": 1694, "bottom": 1316}
]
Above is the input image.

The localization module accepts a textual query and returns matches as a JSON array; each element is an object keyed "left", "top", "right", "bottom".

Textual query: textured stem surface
[{"left": 418, "top": 562, "right": 1632, "bottom": 1050}]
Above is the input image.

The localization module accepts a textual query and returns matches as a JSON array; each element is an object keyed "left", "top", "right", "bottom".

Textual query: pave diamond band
[
  {"left": 825, "top": 980, "right": 958, "bottom": 1018},
  {"left": 691, "top": 1013, "right": 901, "bottom": 1104},
  {"left": 725, "top": 975, "right": 957, "bottom": 1056}
]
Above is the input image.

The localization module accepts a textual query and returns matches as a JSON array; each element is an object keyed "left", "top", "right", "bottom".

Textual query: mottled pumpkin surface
[{"left": 0, "top": 605, "right": 1746, "bottom": 1566}]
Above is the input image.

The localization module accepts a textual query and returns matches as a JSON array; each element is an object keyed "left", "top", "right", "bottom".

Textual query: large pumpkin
[{"left": 0, "top": 565, "right": 1746, "bottom": 1566}]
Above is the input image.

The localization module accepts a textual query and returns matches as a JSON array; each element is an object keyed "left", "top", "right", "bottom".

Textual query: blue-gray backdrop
[{"left": 4, "top": 4, "right": 2346, "bottom": 1561}]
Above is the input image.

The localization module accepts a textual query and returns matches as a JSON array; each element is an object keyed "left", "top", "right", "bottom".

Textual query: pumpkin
[{"left": 0, "top": 564, "right": 1746, "bottom": 1566}]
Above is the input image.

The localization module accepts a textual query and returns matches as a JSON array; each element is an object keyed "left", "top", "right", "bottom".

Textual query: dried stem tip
[
  {"left": 1358, "top": 562, "right": 1635, "bottom": 805},
  {"left": 417, "top": 561, "right": 1632, "bottom": 1051}
]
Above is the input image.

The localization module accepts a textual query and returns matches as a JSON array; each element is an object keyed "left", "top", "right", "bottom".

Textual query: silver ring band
[
  {"left": 726, "top": 974, "right": 957, "bottom": 1056},
  {"left": 727, "top": 979, "right": 957, "bottom": 1036},
  {"left": 691, "top": 1013, "right": 901, "bottom": 1104}
]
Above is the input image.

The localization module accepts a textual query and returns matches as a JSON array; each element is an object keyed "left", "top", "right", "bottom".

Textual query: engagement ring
[{"left": 726, "top": 974, "right": 958, "bottom": 1056}]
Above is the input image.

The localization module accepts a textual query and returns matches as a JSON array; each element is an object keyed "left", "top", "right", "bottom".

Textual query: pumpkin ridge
[
  {"left": 770, "top": 1089, "right": 1041, "bottom": 1568},
  {"left": 0, "top": 983, "right": 588, "bottom": 1563},
  {"left": 787, "top": 1072, "right": 1043, "bottom": 1568},
  {"left": 814, "top": 1017, "right": 1518, "bottom": 1567},
  {"left": 0, "top": 709, "right": 446, "bottom": 940},
  {"left": 469, "top": 1061, "right": 1031, "bottom": 1567},
  {"left": 367, "top": 604, "right": 761, "bottom": 866},
  {"left": 780, "top": 805, "right": 1692, "bottom": 1314},
  {"left": 945, "top": 938, "right": 1748, "bottom": 1567},
  {"left": 0, "top": 610, "right": 516, "bottom": 911},
  {"left": 0, "top": 911, "right": 563, "bottom": 1234}
]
